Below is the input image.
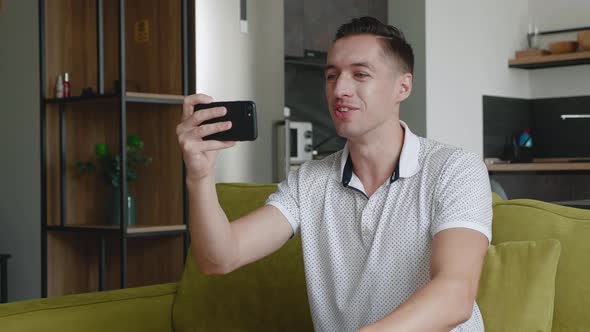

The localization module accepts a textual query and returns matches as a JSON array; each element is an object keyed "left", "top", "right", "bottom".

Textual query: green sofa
[{"left": 1, "top": 183, "right": 589, "bottom": 331}]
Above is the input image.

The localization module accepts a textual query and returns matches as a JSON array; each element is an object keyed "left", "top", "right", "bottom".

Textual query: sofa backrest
[
  {"left": 172, "top": 183, "right": 313, "bottom": 332},
  {"left": 491, "top": 196, "right": 590, "bottom": 332},
  {"left": 172, "top": 185, "right": 590, "bottom": 332}
]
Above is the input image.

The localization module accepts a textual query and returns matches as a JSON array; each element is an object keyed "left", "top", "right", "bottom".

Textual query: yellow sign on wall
[{"left": 134, "top": 19, "right": 150, "bottom": 44}]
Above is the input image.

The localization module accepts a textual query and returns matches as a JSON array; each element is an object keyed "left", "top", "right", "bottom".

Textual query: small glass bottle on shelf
[
  {"left": 63, "top": 72, "right": 71, "bottom": 98},
  {"left": 55, "top": 75, "right": 64, "bottom": 98}
]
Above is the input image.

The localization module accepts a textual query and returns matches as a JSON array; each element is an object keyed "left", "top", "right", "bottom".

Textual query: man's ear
[{"left": 397, "top": 73, "right": 413, "bottom": 102}]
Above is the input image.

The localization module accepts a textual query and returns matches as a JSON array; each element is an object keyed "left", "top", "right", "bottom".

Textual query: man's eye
[
  {"left": 326, "top": 74, "right": 337, "bottom": 81},
  {"left": 355, "top": 72, "right": 369, "bottom": 78}
]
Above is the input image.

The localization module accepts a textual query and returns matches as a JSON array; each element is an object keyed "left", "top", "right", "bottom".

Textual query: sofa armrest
[{"left": 0, "top": 283, "right": 176, "bottom": 332}]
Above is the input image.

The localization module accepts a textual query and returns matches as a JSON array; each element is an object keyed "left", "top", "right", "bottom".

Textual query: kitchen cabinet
[{"left": 284, "top": 0, "right": 387, "bottom": 56}]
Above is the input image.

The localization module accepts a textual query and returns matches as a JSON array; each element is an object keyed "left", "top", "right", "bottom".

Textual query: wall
[
  {"left": 195, "top": 0, "right": 284, "bottom": 183},
  {"left": 425, "top": 0, "right": 530, "bottom": 155},
  {"left": 0, "top": 0, "right": 41, "bottom": 301},
  {"left": 528, "top": 0, "right": 590, "bottom": 99},
  {"left": 388, "top": 0, "right": 427, "bottom": 137}
]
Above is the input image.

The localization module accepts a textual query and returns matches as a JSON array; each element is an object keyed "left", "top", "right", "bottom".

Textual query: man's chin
[{"left": 334, "top": 126, "right": 359, "bottom": 141}]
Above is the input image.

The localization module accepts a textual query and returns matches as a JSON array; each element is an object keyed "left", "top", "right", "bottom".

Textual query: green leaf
[
  {"left": 95, "top": 143, "right": 109, "bottom": 159},
  {"left": 127, "top": 134, "right": 143, "bottom": 149},
  {"left": 78, "top": 135, "right": 152, "bottom": 188}
]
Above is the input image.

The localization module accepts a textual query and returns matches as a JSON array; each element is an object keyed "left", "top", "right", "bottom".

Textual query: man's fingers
[
  {"left": 194, "top": 121, "right": 232, "bottom": 139},
  {"left": 193, "top": 106, "right": 227, "bottom": 125},
  {"left": 182, "top": 93, "right": 214, "bottom": 121},
  {"left": 176, "top": 107, "right": 227, "bottom": 136}
]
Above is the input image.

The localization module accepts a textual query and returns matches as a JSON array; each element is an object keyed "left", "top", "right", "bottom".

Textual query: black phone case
[{"left": 194, "top": 101, "right": 258, "bottom": 141}]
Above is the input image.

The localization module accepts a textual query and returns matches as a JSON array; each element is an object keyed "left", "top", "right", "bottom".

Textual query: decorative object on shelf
[
  {"left": 504, "top": 129, "right": 534, "bottom": 163},
  {"left": 510, "top": 26, "right": 590, "bottom": 69},
  {"left": 55, "top": 75, "right": 64, "bottom": 98},
  {"left": 549, "top": 41, "right": 579, "bottom": 54},
  {"left": 518, "top": 128, "right": 533, "bottom": 148},
  {"left": 63, "top": 72, "right": 71, "bottom": 98},
  {"left": 578, "top": 30, "right": 590, "bottom": 51},
  {"left": 76, "top": 134, "right": 152, "bottom": 225},
  {"left": 527, "top": 23, "right": 540, "bottom": 49},
  {"left": 106, "top": 188, "right": 137, "bottom": 226},
  {"left": 80, "top": 87, "right": 96, "bottom": 97},
  {"left": 515, "top": 48, "right": 549, "bottom": 59}
]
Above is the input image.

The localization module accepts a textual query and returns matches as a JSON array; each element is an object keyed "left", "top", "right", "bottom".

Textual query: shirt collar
[{"left": 339, "top": 120, "right": 421, "bottom": 188}]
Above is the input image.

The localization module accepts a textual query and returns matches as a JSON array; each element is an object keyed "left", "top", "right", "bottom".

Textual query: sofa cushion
[
  {"left": 0, "top": 283, "right": 176, "bottom": 332},
  {"left": 477, "top": 239, "right": 561, "bottom": 332},
  {"left": 491, "top": 198, "right": 590, "bottom": 332},
  {"left": 172, "top": 183, "right": 314, "bottom": 332}
]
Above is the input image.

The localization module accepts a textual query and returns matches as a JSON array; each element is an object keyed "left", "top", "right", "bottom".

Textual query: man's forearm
[
  {"left": 359, "top": 277, "right": 474, "bottom": 332},
  {"left": 187, "top": 176, "right": 239, "bottom": 275}
]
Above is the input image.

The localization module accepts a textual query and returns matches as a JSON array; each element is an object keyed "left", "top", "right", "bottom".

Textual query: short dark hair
[{"left": 334, "top": 16, "right": 414, "bottom": 74}]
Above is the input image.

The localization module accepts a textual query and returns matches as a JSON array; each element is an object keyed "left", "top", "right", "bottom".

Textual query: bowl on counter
[
  {"left": 578, "top": 30, "right": 590, "bottom": 51},
  {"left": 549, "top": 41, "right": 579, "bottom": 54}
]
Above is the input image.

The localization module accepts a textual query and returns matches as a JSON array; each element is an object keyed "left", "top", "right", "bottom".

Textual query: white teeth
[{"left": 338, "top": 107, "right": 349, "bottom": 113}]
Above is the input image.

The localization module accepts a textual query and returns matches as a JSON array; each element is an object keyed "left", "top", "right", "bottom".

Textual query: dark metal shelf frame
[{"left": 538, "top": 26, "right": 590, "bottom": 35}]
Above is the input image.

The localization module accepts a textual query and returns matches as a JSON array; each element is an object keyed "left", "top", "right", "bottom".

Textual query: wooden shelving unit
[
  {"left": 508, "top": 26, "right": 590, "bottom": 69},
  {"left": 39, "top": 0, "right": 194, "bottom": 297},
  {"left": 46, "top": 224, "right": 187, "bottom": 236}
]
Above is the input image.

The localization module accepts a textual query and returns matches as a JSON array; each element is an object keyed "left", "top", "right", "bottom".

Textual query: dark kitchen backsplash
[
  {"left": 484, "top": 95, "right": 590, "bottom": 159},
  {"left": 285, "top": 61, "right": 346, "bottom": 155}
]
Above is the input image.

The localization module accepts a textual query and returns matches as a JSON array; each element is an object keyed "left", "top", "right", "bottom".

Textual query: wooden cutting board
[{"left": 515, "top": 48, "right": 550, "bottom": 58}]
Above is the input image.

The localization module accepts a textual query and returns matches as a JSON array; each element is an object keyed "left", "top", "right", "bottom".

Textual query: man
[{"left": 177, "top": 16, "right": 491, "bottom": 332}]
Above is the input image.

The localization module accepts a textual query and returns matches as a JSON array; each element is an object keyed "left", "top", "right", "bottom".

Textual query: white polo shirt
[{"left": 266, "top": 121, "right": 492, "bottom": 332}]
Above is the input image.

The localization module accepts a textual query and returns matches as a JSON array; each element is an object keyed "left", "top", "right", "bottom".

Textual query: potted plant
[{"left": 76, "top": 134, "right": 152, "bottom": 226}]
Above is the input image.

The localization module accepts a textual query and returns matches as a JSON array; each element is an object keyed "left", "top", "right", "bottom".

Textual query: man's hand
[
  {"left": 180, "top": 93, "right": 294, "bottom": 276},
  {"left": 177, "top": 93, "right": 236, "bottom": 182}
]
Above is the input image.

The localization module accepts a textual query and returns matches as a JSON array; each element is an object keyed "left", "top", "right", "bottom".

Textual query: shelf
[
  {"left": 41, "top": 0, "right": 191, "bottom": 296},
  {"left": 509, "top": 51, "right": 590, "bottom": 69},
  {"left": 125, "top": 92, "right": 185, "bottom": 105},
  {"left": 47, "top": 224, "right": 187, "bottom": 238},
  {"left": 486, "top": 162, "right": 590, "bottom": 172},
  {"left": 45, "top": 92, "right": 185, "bottom": 105},
  {"left": 46, "top": 94, "right": 119, "bottom": 104}
]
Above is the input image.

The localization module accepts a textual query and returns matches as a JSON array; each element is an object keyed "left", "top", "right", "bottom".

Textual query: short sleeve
[
  {"left": 430, "top": 151, "right": 493, "bottom": 243},
  {"left": 265, "top": 168, "right": 301, "bottom": 239}
]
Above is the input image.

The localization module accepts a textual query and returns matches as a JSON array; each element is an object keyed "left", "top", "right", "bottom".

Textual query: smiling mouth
[{"left": 336, "top": 106, "right": 359, "bottom": 113}]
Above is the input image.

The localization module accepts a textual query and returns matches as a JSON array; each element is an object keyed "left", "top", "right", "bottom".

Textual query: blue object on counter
[{"left": 518, "top": 129, "right": 533, "bottom": 147}]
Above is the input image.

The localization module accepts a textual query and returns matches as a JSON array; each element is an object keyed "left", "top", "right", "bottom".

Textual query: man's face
[{"left": 325, "top": 34, "right": 409, "bottom": 141}]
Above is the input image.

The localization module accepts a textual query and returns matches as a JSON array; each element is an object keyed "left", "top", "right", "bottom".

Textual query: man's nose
[{"left": 334, "top": 75, "right": 353, "bottom": 98}]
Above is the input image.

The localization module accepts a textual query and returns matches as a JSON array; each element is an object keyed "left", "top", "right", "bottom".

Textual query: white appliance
[{"left": 274, "top": 119, "right": 314, "bottom": 181}]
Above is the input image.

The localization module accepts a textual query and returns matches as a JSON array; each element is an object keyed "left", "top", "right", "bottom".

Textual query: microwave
[
  {"left": 275, "top": 121, "right": 313, "bottom": 181},
  {"left": 276, "top": 121, "right": 313, "bottom": 164}
]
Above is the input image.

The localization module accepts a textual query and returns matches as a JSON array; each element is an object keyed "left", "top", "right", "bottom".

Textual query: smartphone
[{"left": 194, "top": 101, "right": 258, "bottom": 141}]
